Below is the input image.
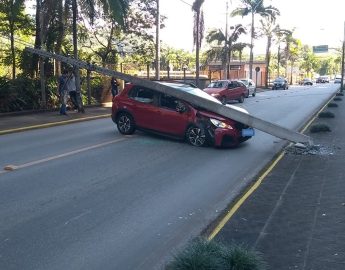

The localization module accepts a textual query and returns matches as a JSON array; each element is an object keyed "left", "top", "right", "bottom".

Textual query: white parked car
[{"left": 240, "top": 78, "right": 256, "bottom": 97}]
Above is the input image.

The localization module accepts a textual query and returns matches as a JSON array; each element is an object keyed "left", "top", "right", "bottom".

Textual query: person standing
[
  {"left": 111, "top": 77, "right": 119, "bottom": 97},
  {"left": 58, "top": 70, "right": 68, "bottom": 115},
  {"left": 67, "top": 71, "right": 80, "bottom": 111}
]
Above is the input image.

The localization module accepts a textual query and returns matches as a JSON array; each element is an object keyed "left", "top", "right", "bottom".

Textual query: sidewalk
[
  {"left": 212, "top": 96, "right": 345, "bottom": 269},
  {"left": 0, "top": 104, "right": 111, "bottom": 135}
]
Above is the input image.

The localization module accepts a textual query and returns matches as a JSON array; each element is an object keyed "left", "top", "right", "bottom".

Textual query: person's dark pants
[{"left": 69, "top": 91, "right": 85, "bottom": 113}]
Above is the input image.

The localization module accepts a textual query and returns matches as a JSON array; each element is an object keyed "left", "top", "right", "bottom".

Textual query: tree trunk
[
  {"left": 265, "top": 36, "right": 271, "bottom": 88},
  {"left": 55, "top": 0, "right": 65, "bottom": 75},
  {"left": 32, "top": 0, "right": 42, "bottom": 78},
  {"left": 72, "top": 0, "right": 81, "bottom": 93},
  {"left": 195, "top": 10, "right": 200, "bottom": 87},
  {"left": 10, "top": 24, "right": 16, "bottom": 79}
]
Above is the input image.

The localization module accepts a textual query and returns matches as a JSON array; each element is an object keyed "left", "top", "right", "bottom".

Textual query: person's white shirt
[{"left": 67, "top": 75, "right": 76, "bottom": 92}]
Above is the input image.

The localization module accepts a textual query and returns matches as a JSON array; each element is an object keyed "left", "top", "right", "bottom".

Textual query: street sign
[
  {"left": 313, "top": 45, "right": 328, "bottom": 53},
  {"left": 255, "top": 66, "right": 260, "bottom": 72}
]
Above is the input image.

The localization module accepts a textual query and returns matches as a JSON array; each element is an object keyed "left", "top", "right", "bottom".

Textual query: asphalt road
[{"left": 0, "top": 83, "right": 339, "bottom": 269}]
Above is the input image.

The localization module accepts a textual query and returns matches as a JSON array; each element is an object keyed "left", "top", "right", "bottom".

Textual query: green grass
[
  {"left": 310, "top": 124, "right": 331, "bottom": 133},
  {"left": 328, "top": 103, "right": 338, "bottom": 107},
  {"left": 318, "top": 111, "right": 335, "bottom": 118},
  {"left": 166, "top": 238, "right": 266, "bottom": 270},
  {"left": 333, "top": 97, "right": 342, "bottom": 101}
]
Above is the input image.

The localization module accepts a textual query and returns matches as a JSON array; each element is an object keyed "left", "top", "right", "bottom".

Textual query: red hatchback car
[
  {"left": 203, "top": 80, "right": 247, "bottom": 104},
  {"left": 111, "top": 82, "right": 254, "bottom": 147}
]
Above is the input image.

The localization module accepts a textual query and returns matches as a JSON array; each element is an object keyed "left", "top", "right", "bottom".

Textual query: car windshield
[
  {"left": 240, "top": 80, "right": 249, "bottom": 85},
  {"left": 206, "top": 81, "right": 227, "bottom": 88},
  {"left": 274, "top": 78, "right": 284, "bottom": 82}
]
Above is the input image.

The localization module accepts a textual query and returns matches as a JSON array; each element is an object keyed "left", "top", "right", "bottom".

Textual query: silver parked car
[{"left": 240, "top": 78, "right": 256, "bottom": 97}]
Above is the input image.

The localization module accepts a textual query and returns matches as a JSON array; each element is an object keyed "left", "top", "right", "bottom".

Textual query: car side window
[
  {"left": 228, "top": 82, "right": 236, "bottom": 89},
  {"left": 160, "top": 94, "right": 178, "bottom": 110},
  {"left": 129, "top": 87, "right": 154, "bottom": 104}
]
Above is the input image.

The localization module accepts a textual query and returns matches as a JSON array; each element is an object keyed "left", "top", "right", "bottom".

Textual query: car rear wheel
[
  {"left": 238, "top": 95, "right": 244, "bottom": 103},
  {"left": 116, "top": 112, "right": 136, "bottom": 135},
  {"left": 186, "top": 125, "right": 206, "bottom": 147}
]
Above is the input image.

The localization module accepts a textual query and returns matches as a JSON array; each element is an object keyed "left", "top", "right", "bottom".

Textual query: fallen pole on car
[{"left": 26, "top": 47, "right": 312, "bottom": 145}]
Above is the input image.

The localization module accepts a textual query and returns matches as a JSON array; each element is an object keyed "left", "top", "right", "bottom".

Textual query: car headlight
[
  {"left": 210, "top": 118, "right": 233, "bottom": 129},
  {"left": 211, "top": 93, "right": 219, "bottom": 97}
]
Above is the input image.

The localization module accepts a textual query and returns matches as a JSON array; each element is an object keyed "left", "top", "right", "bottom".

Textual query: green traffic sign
[{"left": 313, "top": 45, "right": 328, "bottom": 53}]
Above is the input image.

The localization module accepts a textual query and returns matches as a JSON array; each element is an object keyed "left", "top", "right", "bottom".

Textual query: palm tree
[
  {"left": 206, "top": 24, "right": 246, "bottom": 79},
  {"left": 259, "top": 18, "right": 277, "bottom": 87},
  {"left": 192, "top": 0, "right": 205, "bottom": 87},
  {"left": 231, "top": 0, "right": 280, "bottom": 79},
  {"left": 274, "top": 27, "right": 292, "bottom": 77}
]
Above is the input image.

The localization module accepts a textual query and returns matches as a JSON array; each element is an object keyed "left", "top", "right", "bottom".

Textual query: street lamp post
[{"left": 183, "top": 65, "right": 187, "bottom": 82}]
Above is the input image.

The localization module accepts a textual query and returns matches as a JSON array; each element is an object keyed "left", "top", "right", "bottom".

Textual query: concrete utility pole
[
  {"left": 155, "top": 0, "right": 160, "bottom": 80},
  {"left": 341, "top": 21, "right": 345, "bottom": 91}
]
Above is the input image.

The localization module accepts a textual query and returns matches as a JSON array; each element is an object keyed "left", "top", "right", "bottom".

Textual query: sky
[{"left": 160, "top": 0, "right": 345, "bottom": 54}]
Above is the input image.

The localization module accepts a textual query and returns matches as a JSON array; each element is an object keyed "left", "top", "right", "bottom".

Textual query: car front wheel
[
  {"left": 116, "top": 112, "right": 136, "bottom": 135},
  {"left": 186, "top": 125, "right": 206, "bottom": 147}
]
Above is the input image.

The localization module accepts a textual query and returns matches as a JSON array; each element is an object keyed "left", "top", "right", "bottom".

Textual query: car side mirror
[{"left": 176, "top": 101, "right": 186, "bottom": 113}]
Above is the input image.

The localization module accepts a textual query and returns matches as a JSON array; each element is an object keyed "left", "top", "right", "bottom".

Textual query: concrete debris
[{"left": 285, "top": 144, "right": 335, "bottom": 155}]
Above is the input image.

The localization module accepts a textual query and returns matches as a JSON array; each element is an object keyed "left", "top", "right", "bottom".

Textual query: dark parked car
[
  {"left": 203, "top": 80, "right": 247, "bottom": 104},
  {"left": 299, "top": 78, "right": 313, "bottom": 85},
  {"left": 272, "top": 77, "right": 289, "bottom": 90},
  {"left": 111, "top": 82, "right": 254, "bottom": 148},
  {"left": 316, "top": 76, "right": 330, "bottom": 83}
]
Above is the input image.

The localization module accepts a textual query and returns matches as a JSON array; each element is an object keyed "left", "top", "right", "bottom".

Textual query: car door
[
  {"left": 128, "top": 86, "right": 160, "bottom": 130},
  {"left": 155, "top": 94, "right": 190, "bottom": 136},
  {"left": 227, "top": 81, "right": 242, "bottom": 100}
]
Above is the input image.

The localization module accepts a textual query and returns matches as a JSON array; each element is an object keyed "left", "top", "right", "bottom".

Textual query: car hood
[{"left": 203, "top": 88, "right": 224, "bottom": 94}]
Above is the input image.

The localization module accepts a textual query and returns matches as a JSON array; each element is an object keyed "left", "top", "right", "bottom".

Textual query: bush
[
  {"left": 166, "top": 238, "right": 266, "bottom": 270},
  {"left": 318, "top": 111, "right": 335, "bottom": 118},
  {"left": 336, "top": 92, "right": 344, "bottom": 96},
  {"left": 333, "top": 97, "right": 342, "bottom": 101},
  {"left": 327, "top": 102, "right": 338, "bottom": 107},
  {"left": 309, "top": 124, "right": 331, "bottom": 133}
]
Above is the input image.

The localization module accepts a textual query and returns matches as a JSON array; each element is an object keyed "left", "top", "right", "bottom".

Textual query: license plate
[{"left": 242, "top": 128, "right": 255, "bottom": 137}]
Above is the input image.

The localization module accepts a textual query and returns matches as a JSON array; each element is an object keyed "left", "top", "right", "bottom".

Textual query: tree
[
  {"left": 206, "top": 24, "right": 246, "bottom": 79},
  {"left": 259, "top": 18, "right": 277, "bottom": 87},
  {"left": 0, "top": 0, "right": 33, "bottom": 79},
  {"left": 300, "top": 46, "right": 319, "bottom": 78},
  {"left": 192, "top": 0, "right": 205, "bottom": 87},
  {"left": 274, "top": 26, "right": 292, "bottom": 77},
  {"left": 231, "top": 0, "right": 279, "bottom": 79}
]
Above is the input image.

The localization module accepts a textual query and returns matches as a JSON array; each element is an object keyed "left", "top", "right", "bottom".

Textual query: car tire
[
  {"left": 116, "top": 112, "right": 136, "bottom": 135},
  {"left": 245, "top": 89, "right": 249, "bottom": 98},
  {"left": 221, "top": 96, "right": 227, "bottom": 105},
  {"left": 186, "top": 125, "right": 206, "bottom": 147},
  {"left": 238, "top": 95, "right": 244, "bottom": 103},
  {"left": 252, "top": 89, "right": 256, "bottom": 97}
]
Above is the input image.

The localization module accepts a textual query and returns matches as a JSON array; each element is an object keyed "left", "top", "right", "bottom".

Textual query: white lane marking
[
  {"left": 64, "top": 210, "right": 92, "bottom": 226},
  {"left": 3, "top": 138, "right": 127, "bottom": 172}
]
